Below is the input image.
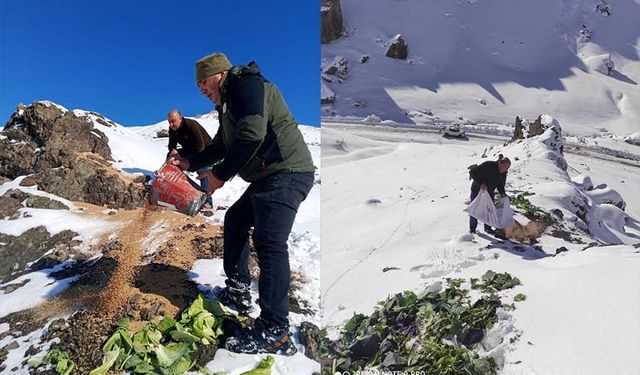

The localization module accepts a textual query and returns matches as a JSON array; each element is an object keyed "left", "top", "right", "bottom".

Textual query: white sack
[
  {"left": 495, "top": 197, "right": 515, "bottom": 228},
  {"left": 464, "top": 190, "right": 514, "bottom": 229}
]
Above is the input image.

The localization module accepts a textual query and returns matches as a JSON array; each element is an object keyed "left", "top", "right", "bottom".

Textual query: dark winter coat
[
  {"left": 469, "top": 161, "right": 507, "bottom": 196},
  {"left": 168, "top": 118, "right": 212, "bottom": 158},
  {"left": 187, "top": 62, "right": 315, "bottom": 182}
]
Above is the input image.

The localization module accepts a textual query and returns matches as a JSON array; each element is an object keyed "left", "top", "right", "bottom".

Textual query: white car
[{"left": 443, "top": 125, "right": 466, "bottom": 138}]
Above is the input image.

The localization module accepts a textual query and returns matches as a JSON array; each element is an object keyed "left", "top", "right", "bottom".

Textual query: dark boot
[
  {"left": 216, "top": 281, "right": 253, "bottom": 314},
  {"left": 224, "top": 317, "right": 297, "bottom": 356}
]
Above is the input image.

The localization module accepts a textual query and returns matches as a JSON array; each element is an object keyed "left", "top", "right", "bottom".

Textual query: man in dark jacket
[
  {"left": 468, "top": 157, "right": 511, "bottom": 234},
  {"left": 172, "top": 53, "right": 315, "bottom": 355},
  {"left": 167, "top": 110, "right": 213, "bottom": 208}
]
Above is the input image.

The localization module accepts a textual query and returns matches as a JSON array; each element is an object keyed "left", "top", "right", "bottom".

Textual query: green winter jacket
[{"left": 187, "top": 62, "right": 315, "bottom": 182}]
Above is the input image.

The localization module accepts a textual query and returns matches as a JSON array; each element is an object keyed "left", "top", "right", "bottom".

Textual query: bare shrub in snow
[
  {"left": 334, "top": 138, "right": 348, "bottom": 152},
  {"left": 578, "top": 24, "right": 592, "bottom": 43},
  {"left": 596, "top": 1, "right": 613, "bottom": 16}
]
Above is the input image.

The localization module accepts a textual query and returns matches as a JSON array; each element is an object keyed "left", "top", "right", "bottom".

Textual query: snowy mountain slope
[
  {"left": 321, "top": 121, "right": 640, "bottom": 374},
  {"left": 0, "top": 102, "right": 321, "bottom": 374},
  {"left": 322, "top": 0, "right": 640, "bottom": 136}
]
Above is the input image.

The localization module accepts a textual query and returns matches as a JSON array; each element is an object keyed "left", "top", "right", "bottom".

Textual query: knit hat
[{"left": 195, "top": 53, "right": 232, "bottom": 84}]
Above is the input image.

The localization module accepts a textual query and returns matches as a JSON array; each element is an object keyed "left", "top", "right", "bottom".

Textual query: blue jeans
[
  {"left": 223, "top": 172, "right": 314, "bottom": 328},
  {"left": 197, "top": 168, "right": 213, "bottom": 206}
]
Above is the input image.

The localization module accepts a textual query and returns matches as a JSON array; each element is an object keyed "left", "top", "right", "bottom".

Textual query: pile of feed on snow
[
  {"left": 321, "top": 271, "right": 525, "bottom": 375},
  {"left": 96, "top": 207, "right": 156, "bottom": 318},
  {"left": 0, "top": 205, "right": 226, "bottom": 373}
]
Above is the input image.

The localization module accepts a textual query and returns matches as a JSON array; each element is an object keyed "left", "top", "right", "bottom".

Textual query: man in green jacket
[{"left": 172, "top": 53, "right": 315, "bottom": 355}]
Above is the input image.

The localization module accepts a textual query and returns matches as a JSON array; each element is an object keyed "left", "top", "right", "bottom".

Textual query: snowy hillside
[
  {"left": 0, "top": 102, "right": 320, "bottom": 374},
  {"left": 321, "top": 121, "right": 640, "bottom": 374},
  {"left": 322, "top": 0, "right": 640, "bottom": 137}
]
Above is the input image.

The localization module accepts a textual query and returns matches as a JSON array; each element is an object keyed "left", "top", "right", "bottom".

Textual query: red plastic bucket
[{"left": 148, "top": 162, "right": 207, "bottom": 216}]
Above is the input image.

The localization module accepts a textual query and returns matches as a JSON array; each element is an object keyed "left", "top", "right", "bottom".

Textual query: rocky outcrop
[
  {"left": 0, "top": 193, "right": 22, "bottom": 220},
  {"left": 1, "top": 102, "right": 111, "bottom": 179},
  {"left": 1, "top": 102, "right": 145, "bottom": 209},
  {"left": 323, "top": 55, "right": 349, "bottom": 81},
  {"left": 20, "top": 153, "right": 145, "bottom": 209},
  {"left": 528, "top": 115, "right": 546, "bottom": 137},
  {"left": 0, "top": 227, "right": 79, "bottom": 283},
  {"left": 511, "top": 116, "right": 524, "bottom": 141},
  {"left": 156, "top": 129, "right": 169, "bottom": 138},
  {"left": 0, "top": 189, "right": 69, "bottom": 220},
  {"left": 321, "top": 0, "right": 344, "bottom": 43},
  {"left": 511, "top": 114, "right": 563, "bottom": 148},
  {"left": 386, "top": 34, "right": 408, "bottom": 60}
]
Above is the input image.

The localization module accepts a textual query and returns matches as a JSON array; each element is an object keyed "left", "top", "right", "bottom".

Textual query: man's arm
[
  {"left": 186, "top": 125, "right": 226, "bottom": 171},
  {"left": 497, "top": 173, "right": 507, "bottom": 196},
  {"left": 212, "top": 76, "right": 266, "bottom": 181}
]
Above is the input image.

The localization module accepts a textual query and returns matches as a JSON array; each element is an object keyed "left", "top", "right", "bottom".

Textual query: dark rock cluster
[
  {"left": 1, "top": 102, "right": 145, "bottom": 209},
  {"left": 386, "top": 34, "right": 408, "bottom": 60},
  {"left": 321, "top": 0, "right": 344, "bottom": 43}
]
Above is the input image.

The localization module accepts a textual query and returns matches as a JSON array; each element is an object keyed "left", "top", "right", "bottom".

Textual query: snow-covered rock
[
  {"left": 385, "top": 34, "right": 408, "bottom": 60},
  {"left": 322, "top": 0, "right": 640, "bottom": 135}
]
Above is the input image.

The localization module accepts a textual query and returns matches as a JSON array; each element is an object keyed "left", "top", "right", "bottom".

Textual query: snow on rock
[
  {"left": 571, "top": 174, "right": 594, "bottom": 191},
  {"left": 583, "top": 53, "right": 615, "bottom": 75},
  {"left": 625, "top": 131, "right": 640, "bottom": 146},
  {"left": 362, "top": 114, "right": 382, "bottom": 123},
  {"left": 322, "top": 55, "right": 349, "bottom": 80},
  {"left": 584, "top": 184, "right": 625, "bottom": 209},
  {"left": 495, "top": 119, "right": 638, "bottom": 244},
  {"left": 72, "top": 109, "right": 167, "bottom": 175},
  {"left": 385, "top": 34, "right": 408, "bottom": 59},
  {"left": 36, "top": 100, "right": 68, "bottom": 112},
  {"left": 321, "top": 80, "right": 336, "bottom": 104},
  {"left": 322, "top": 0, "right": 640, "bottom": 135},
  {"left": 0, "top": 325, "right": 50, "bottom": 374},
  {"left": 0, "top": 261, "right": 80, "bottom": 318}
]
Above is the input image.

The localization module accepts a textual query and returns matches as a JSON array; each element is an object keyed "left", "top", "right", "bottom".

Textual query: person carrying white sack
[{"left": 467, "top": 155, "right": 511, "bottom": 234}]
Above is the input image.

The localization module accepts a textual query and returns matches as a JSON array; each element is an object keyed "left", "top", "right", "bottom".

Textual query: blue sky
[{"left": 0, "top": 1, "right": 320, "bottom": 126}]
